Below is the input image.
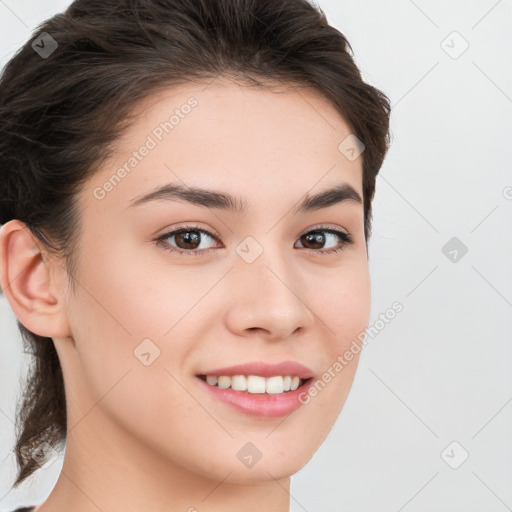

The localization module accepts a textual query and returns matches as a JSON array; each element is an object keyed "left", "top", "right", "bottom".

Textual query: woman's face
[{"left": 56, "top": 77, "right": 370, "bottom": 484}]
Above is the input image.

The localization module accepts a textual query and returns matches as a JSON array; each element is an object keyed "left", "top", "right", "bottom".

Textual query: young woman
[{"left": 0, "top": 0, "right": 391, "bottom": 510}]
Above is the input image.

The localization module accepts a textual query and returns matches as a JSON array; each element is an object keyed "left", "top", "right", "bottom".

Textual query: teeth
[
  {"left": 247, "top": 375, "right": 266, "bottom": 393},
  {"left": 290, "top": 376, "right": 300, "bottom": 391},
  {"left": 202, "top": 374, "right": 305, "bottom": 394},
  {"left": 231, "top": 375, "right": 247, "bottom": 391},
  {"left": 217, "top": 376, "right": 231, "bottom": 389},
  {"left": 206, "top": 375, "right": 218, "bottom": 386},
  {"left": 266, "top": 376, "right": 284, "bottom": 394}
]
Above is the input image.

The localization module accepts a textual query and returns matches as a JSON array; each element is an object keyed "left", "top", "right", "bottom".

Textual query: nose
[{"left": 224, "top": 250, "right": 315, "bottom": 342}]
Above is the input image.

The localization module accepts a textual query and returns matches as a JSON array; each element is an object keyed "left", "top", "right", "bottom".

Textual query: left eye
[{"left": 294, "top": 230, "right": 348, "bottom": 250}]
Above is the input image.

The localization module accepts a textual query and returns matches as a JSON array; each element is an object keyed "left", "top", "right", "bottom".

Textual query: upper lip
[{"left": 197, "top": 361, "right": 315, "bottom": 379}]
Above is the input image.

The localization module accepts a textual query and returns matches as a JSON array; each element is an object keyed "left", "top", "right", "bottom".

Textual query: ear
[{"left": 0, "top": 219, "right": 71, "bottom": 339}]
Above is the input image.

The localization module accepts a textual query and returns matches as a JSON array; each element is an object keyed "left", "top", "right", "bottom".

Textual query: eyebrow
[{"left": 127, "top": 182, "right": 362, "bottom": 214}]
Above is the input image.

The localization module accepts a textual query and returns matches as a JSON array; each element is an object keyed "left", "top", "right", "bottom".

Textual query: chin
[
  {"left": 221, "top": 459, "right": 306, "bottom": 484},
  {"left": 184, "top": 440, "right": 316, "bottom": 484}
]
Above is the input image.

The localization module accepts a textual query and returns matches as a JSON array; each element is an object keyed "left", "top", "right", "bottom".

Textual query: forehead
[
  {"left": 82, "top": 77, "right": 363, "bottom": 216},
  {"left": 118, "top": 76, "right": 354, "bottom": 151}
]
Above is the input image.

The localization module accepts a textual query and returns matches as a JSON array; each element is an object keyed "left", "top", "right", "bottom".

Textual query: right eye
[{"left": 155, "top": 225, "right": 223, "bottom": 255}]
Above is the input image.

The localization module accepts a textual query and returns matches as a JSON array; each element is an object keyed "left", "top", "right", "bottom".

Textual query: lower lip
[{"left": 196, "top": 377, "right": 314, "bottom": 418}]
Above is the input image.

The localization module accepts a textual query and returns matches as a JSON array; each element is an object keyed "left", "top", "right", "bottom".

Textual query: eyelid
[
  {"left": 300, "top": 223, "right": 352, "bottom": 241},
  {"left": 155, "top": 223, "right": 223, "bottom": 243},
  {"left": 304, "top": 223, "right": 351, "bottom": 236}
]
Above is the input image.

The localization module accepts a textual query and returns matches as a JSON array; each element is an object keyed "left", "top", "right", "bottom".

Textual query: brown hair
[{"left": 0, "top": 0, "right": 391, "bottom": 488}]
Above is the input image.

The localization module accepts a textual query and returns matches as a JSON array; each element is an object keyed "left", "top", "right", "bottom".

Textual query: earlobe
[{"left": 0, "top": 219, "right": 71, "bottom": 338}]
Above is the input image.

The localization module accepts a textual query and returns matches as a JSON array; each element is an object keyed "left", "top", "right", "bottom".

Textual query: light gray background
[{"left": 1, "top": 0, "right": 511, "bottom": 510}]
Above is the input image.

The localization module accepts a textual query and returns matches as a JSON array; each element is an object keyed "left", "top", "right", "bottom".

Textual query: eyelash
[{"left": 155, "top": 224, "right": 353, "bottom": 257}]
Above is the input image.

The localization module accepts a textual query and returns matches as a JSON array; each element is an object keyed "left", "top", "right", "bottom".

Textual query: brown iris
[
  {"left": 300, "top": 231, "right": 326, "bottom": 249},
  {"left": 175, "top": 230, "right": 201, "bottom": 249}
]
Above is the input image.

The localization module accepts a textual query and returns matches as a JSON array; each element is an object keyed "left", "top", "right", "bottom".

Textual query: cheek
[
  {"left": 73, "top": 236, "right": 213, "bottom": 340},
  {"left": 316, "top": 260, "right": 371, "bottom": 350},
  {"left": 63, "top": 241, "right": 224, "bottom": 422},
  {"left": 301, "top": 260, "right": 370, "bottom": 416}
]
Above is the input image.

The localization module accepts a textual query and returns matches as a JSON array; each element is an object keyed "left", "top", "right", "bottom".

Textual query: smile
[{"left": 196, "top": 374, "right": 314, "bottom": 418}]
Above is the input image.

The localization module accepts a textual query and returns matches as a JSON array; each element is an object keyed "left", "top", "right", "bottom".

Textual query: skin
[{"left": 0, "top": 76, "right": 370, "bottom": 512}]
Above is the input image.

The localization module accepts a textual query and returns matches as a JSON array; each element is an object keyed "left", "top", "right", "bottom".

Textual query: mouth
[{"left": 194, "top": 361, "right": 316, "bottom": 417}]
